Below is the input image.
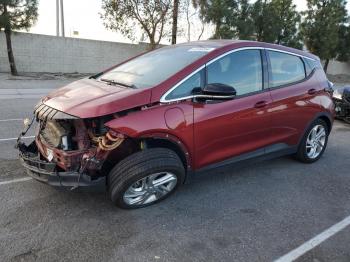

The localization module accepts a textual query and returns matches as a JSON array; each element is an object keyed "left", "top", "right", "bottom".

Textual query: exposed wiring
[{"left": 88, "top": 131, "right": 124, "bottom": 151}]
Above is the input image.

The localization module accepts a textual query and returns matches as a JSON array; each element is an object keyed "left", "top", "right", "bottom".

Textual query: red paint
[
  {"left": 164, "top": 108, "right": 186, "bottom": 130},
  {"left": 193, "top": 92, "right": 273, "bottom": 168},
  {"left": 41, "top": 40, "right": 334, "bottom": 171},
  {"left": 105, "top": 102, "right": 195, "bottom": 163},
  {"left": 44, "top": 78, "right": 151, "bottom": 118}
]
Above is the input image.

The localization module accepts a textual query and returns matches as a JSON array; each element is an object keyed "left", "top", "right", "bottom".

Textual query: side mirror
[{"left": 199, "top": 83, "right": 236, "bottom": 99}]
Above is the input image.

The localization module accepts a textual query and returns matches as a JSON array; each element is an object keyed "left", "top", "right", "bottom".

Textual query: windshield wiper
[{"left": 100, "top": 78, "right": 137, "bottom": 89}]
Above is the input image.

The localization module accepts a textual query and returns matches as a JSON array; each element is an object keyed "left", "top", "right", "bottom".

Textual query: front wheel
[
  {"left": 295, "top": 119, "right": 329, "bottom": 163},
  {"left": 108, "top": 148, "right": 185, "bottom": 209}
]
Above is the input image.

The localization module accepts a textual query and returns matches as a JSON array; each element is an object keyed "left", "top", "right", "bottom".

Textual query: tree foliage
[
  {"left": 101, "top": 0, "right": 172, "bottom": 49},
  {"left": 337, "top": 25, "right": 350, "bottom": 62},
  {"left": 192, "top": 0, "right": 302, "bottom": 48},
  {"left": 0, "top": 0, "right": 38, "bottom": 75},
  {"left": 0, "top": 0, "right": 38, "bottom": 30},
  {"left": 235, "top": 0, "right": 255, "bottom": 40},
  {"left": 250, "top": 0, "right": 302, "bottom": 48},
  {"left": 250, "top": 0, "right": 277, "bottom": 42},
  {"left": 301, "top": 0, "right": 348, "bottom": 71},
  {"left": 269, "top": 0, "right": 302, "bottom": 48},
  {"left": 193, "top": 0, "right": 238, "bottom": 39}
]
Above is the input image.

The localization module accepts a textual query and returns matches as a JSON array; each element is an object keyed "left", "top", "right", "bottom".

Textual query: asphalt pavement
[{"left": 0, "top": 74, "right": 349, "bottom": 262}]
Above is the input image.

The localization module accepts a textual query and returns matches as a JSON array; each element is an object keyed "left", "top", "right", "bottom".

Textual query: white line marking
[
  {"left": 274, "top": 215, "right": 350, "bottom": 262},
  {"left": 0, "top": 118, "right": 23, "bottom": 122},
  {"left": 0, "top": 136, "right": 35, "bottom": 142},
  {"left": 0, "top": 177, "right": 32, "bottom": 186}
]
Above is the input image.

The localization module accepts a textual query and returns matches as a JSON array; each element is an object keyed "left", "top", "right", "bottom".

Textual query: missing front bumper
[{"left": 18, "top": 141, "right": 106, "bottom": 192}]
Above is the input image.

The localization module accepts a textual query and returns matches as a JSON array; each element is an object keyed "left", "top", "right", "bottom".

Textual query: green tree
[
  {"left": 337, "top": 24, "right": 350, "bottom": 62},
  {"left": 193, "top": 0, "right": 238, "bottom": 39},
  {"left": 235, "top": 0, "right": 255, "bottom": 40},
  {"left": 301, "top": 0, "right": 348, "bottom": 72},
  {"left": 101, "top": 0, "right": 172, "bottom": 50},
  {"left": 0, "top": 0, "right": 38, "bottom": 75},
  {"left": 270, "top": 0, "right": 302, "bottom": 48},
  {"left": 250, "top": 0, "right": 277, "bottom": 42}
]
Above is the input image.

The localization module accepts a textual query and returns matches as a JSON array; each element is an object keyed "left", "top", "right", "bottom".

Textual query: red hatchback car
[{"left": 18, "top": 40, "right": 334, "bottom": 208}]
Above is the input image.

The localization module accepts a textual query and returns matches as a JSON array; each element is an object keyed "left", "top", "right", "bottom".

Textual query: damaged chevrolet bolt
[{"left": 17, "top": 40, "right": 335, "bottom": 209}]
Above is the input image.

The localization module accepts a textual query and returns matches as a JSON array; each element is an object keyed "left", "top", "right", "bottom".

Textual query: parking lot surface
[{"left": 0, "top": 74, "right": 349, "bottom": 261}]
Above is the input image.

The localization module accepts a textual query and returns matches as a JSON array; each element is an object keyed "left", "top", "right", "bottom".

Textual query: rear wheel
[
  {"left": 108, "top": 148, "right": 185, "bottom": 209},
  {"left": 295, "top": 119, "right": 329, "bottom": 163}
]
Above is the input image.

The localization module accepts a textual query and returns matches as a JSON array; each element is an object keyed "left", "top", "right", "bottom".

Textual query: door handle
[
  {"left": 254, "top": 100, "right": 268, "bottom": 108},
  {"left": 308, "top": 88, "right": 317, "bottom": 95}
]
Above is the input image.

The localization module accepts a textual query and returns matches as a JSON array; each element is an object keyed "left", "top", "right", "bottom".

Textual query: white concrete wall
[
  {"left": 327, "top": 60, "right": 350, "bottom": 75},
  {"left": 0, "top": 32, "right": 148, "bottom": 73},
  {"left": 1, "top": 32, "right": 350, "bottom": 75}
]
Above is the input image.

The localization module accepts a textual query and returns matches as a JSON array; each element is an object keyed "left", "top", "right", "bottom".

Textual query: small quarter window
[
  {"left": 304, "top": 59, "right": 313, "bottom": 76},
  {"left": 165, "top": 70, "right": 202, "bottom": 100},
  {"left": 268, "top": 51, "right": 306, "bottom": 88},
  {"left": 304, "top": 58, "right": 321, "bottom": 77}
]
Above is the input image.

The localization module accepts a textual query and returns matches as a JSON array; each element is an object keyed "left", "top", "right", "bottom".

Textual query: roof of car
[
  {"left": 176, "top": 39, "right": 246, "bottom": 48},
  {"left": 174, "top": 40, "right": 319, "bottom": 61}
]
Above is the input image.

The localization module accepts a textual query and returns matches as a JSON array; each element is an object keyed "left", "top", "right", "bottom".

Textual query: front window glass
[
  {"left": 165, "top": 70, "right": 202, "bottom": 100},
  {"left": 98, "top": 46, "right": 214, "bottom": 89},
  {"left": 268, "top": 51, "right": 306, "bottom": 87},
  {"left": 207, "top": 50, "right": 263, "bottom": 96}
]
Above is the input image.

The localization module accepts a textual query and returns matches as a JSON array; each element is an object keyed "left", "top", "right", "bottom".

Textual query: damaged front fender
[{"left": 104, "top": 103, "right": 194, "bottom": 169}]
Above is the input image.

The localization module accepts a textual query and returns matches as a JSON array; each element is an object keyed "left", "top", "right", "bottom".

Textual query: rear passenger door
[{"left": 266, "top": 50, "right": 323, "bottom": 147}]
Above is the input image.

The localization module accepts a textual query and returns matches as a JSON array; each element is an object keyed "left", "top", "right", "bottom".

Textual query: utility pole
[
  {"left": 56, "top": 0, "right": 65, "bottom": 37},
  {"left": 56, "top": 0, "right": 59, "bottom": 36},
  {"left": 60, "top": 0, "right": 65, "bottom": 37}
]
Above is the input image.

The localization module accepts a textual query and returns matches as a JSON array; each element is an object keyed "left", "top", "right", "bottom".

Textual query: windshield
[{"left": 98, "top": 45, "right": 215, "bottom": 88}]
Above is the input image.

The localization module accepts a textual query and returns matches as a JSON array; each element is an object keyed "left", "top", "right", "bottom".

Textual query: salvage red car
[{"left": 17, "top": 40, "right": 335, "bottom": 209}]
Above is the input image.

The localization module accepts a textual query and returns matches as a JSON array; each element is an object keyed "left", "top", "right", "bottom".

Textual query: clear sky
[{"left": 28, "top": 0, "right": 350, "bottom": 44}]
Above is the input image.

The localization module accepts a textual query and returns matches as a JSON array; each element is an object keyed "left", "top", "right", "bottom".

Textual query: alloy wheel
[
  {"left": 306, "top": 124, "right": 327, "bottom": 159},
  {"left": 123, "top": 172, "right": 177, "bottom": 206}
]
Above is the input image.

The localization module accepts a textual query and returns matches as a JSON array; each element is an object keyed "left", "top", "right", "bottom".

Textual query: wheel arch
[
  {"left": 101, "top": 133, "right": 192, "bottom": 182},
  {"left": 318, "top": 114, "right": 332, "bottom": 133},
  {"left": 140, "top": 133, "right": 192, "bottom": 173},
  {"left": 298, "top": 112, "right": 333, "bottom": 147}
]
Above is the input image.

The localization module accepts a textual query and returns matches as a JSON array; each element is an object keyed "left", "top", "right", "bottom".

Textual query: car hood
[{"left": 42, "top": 78, "right": 152, "bottom": 118}]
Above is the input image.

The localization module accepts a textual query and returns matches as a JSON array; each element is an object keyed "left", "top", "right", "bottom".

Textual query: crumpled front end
[
  {"left": 17, "top": 102, "right": 127, "bottom": 191},
  {"left": 333, "top": 86, "right": 350, "bottom": 124}
]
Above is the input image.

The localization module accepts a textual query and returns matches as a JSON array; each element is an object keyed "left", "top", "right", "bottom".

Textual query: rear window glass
[
  {"left": 268, "top": 51, "right": 306, "bottom": 88},
  {"left": 99, "top": 45, "right": 214, "bottom": 89}
]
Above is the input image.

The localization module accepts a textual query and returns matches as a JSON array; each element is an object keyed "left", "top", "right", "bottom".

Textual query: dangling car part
[{"left": 332, "top": 86, "right": 350, "bottom": 124}]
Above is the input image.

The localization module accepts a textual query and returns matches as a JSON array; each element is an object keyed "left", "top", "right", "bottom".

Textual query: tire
[
  {"left": 295, "top": 118, "right": 329, "bottom": 163},
  {"left": 108, "top": 148, "right": 185, "bottom": 209}
]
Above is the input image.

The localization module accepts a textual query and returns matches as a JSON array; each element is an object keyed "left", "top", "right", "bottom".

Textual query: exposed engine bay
[
  {"left": 333, "top": 86, "right": 350, "bottom": 124},
  {"left": 31, "top": 102, "right": 128, "bottom": 175},
  {"left": 38, "top": 118, "right": 124, "bottom": 152}
]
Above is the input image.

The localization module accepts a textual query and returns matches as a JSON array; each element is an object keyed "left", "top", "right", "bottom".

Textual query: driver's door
[{"left": 193, "top": 49, "right": 273, "bottom": 170}]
